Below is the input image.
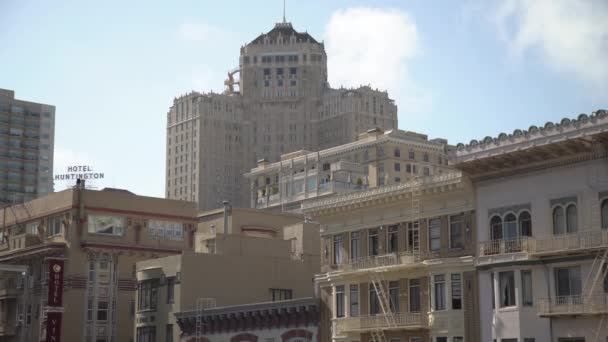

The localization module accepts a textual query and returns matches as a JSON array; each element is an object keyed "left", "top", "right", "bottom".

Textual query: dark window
[
  {"left": 333, "top": 235, "right": 343, "bottom": 264},
  {"left": 369, "top": 287, "right": 380, "bottom": 315},
  {"left": 289, "top": 67, "right": 297, "bottom": 75},
  {"left": 350, "top": 284, "right": 359, "bottom": 316},
  {"left": 167, "top": 277, "right": 175, "bottom": 304},
  {"left": 409, "top": 279, "right": 421, "bottom": 312},
  {"left": 369, "top": 229, "right": 379, "bottom": 256},
  {"left": 451, "top": 274, "right": 462, "bottom": 310},
  {"left": 137, "top": 279, "right": 159, "bottom": 311},
  {"left": 499, "top": 271, "right": 515, "bottom": 307},
  {"left": 351, "top": 232, "right": 360, "bottom": 259},
  {"left": 136, "top": 326, "right": 156, "bottom": 342},
  {"left": 490, "top": 216, "right": 503, "bottom": 240},
  {"left": 394, "top": 163, "right": 400, "bottom": 172},
  {"left": 389, "top": 281, "right": 400, "bottom": 312},
  {"left": 388, "top": 225, "right": 399, "bottom": 253},
  {"left": 521, "top": 270, "right": 533, "bottom": 306},
  {"left": 336, "top": 285, "right": 345, "bottom": 317},
  {"left": 491, "top": 273, "right": 495, "bottom": 309},
  {"left": 423, "top": 153, "right": 429, "bottom": 162},
  {"left": 429, "top": 219, "right": 441, "bottom": 251},
  {"left": 519, "top": 211, "right": 532, "bottom": 236},
  {"left": 555, "top": 266, "right": 581, "bottom": 297},
  {"left": 270, "top": 288, "right": 293, "bottom": 301},
  {"left": 394, "top": 148, "right": 400, "bottom": 157},
  {"left": 450, "top": 214, "right": 464, "bottom": 249},
  {"left": 434, "top": 274, "right": 446, "bottom": 310},
  {"left": 409, "top": 150, "right": 415, "bottom": 160}
]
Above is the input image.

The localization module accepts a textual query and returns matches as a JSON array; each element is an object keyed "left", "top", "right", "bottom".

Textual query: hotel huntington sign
[
  {"left": 54, "top": 165, "right": 105, "bottom": 181},
  {"left": 46, "top": 258, "right": 64, "bottom": 342}
]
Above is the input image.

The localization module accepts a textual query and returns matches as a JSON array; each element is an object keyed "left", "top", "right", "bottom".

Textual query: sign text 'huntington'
[{"left": 54, "top": 165, "right": 104, "bottom": 181}]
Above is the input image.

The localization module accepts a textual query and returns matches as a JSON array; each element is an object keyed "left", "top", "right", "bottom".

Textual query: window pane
[
  {"left": 504, "top": 214, "right": 518, "bottom": 239},
  {"left": 491, "top": 216, "right": 503, "bottom": 240},
  {"left": 553, "top": 207, "right": 565, "bottom": 234},
  {"left": 429, "top": 219, "right": 441, "bottom": 251},
  {"left": 499, "top": 271, "right": 515, "bottom": 307},
  {"left": 336, "top": 285, "right": 345, "bottom": 317},
  {"left": 434, "top": 275, "right": 445, "bottom": 310},
  {"left": 351, "top": 232, "right": 360, "bottom": 260},
  {"left": 409, "top": 279, "right": 421, "bottom": 312},
  {"left": 450, "top": 215, "right": 464, "bottom": 249},
  {"left": 350, "top": 285, "right": 359, "bottom": 317},
  {"left": 389, "top": 281, "right": 399, "bottom": 312},
  {"left": 566, "top": 204, "right": 577, "bottom": 233},
  {"left": 451, "top": 274, "right": 462, "bottom": 310},
  {"left": 521, "top": 270, "right": 533, "bottom": 306},
  {"left": 519, "top": 211, "right": 532, "bottom": 236}
]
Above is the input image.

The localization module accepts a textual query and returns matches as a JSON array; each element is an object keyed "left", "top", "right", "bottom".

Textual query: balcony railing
[
  {"left": 537, "top": 294, "right": 608, "bottom": 316},
  {"left": 533, "top": 230, "right": 608, "bottom": 254},
  {"left": 333, "top": 251, "right": 420, "bottom": 273},
  {"left": 478, "top": 237, "right": 532, "bottom": 257},
  {"left": 333, "top": 312, "right": 426, "bottom": 335},
  {"left": 478, "top": 230, "right": 608, "bottom": 260}
]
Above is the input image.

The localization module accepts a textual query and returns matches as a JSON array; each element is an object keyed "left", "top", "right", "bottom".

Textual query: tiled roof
[
  {"left": 453, "top": 109, "right": 607, "bottom": 156},
  {"left": 249, "top": 22, "right": 319, "bottom": 45}
]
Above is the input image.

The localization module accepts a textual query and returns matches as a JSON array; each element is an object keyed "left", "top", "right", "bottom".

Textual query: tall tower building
[
  {"left": 166, "top": 21, "right": 398, "bottom": 211},
  {"left": 0, "top": 88, "right": 55, "bottom": 205}
]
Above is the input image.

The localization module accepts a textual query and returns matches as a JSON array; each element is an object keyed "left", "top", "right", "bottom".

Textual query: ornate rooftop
[{"left": 249, "top": 22, "right": 320, "bottom": 45}]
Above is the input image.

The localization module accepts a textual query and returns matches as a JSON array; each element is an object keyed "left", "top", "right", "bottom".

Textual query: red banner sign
[
  {"left": 46, "top": 311, "right": 62, "bottom": 342},
  {"left": 47, "top": 259, "right": 64, "bottom": 307}
]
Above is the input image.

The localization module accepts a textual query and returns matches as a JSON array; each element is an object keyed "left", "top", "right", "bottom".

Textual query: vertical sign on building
[{"left": 46, "top": 259, "right": 64, "bottom": 342}]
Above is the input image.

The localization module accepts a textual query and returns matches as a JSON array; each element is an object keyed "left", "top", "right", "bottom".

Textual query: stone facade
[
  {"left": 304, "top": 171, "right": 479, "bottom": 342},
  {"left": 165, "top": 22, "right": 398, "bottom": 211},
  {"left": 451, "top": 109, "right": 608, "bottom": 342}
]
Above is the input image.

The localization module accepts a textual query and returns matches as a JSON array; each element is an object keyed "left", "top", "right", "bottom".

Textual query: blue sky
[{"left": 1, "top": 0, "right": 606, "bottom": 197}]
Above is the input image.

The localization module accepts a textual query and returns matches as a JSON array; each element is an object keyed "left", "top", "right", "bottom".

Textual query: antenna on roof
[{"left": 283, "top": 0, "right": 286, "bottom": 23}]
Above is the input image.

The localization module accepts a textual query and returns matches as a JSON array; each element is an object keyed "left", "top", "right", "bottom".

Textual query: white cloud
[
  {"left": 178, "top": 22, "right": 225, "bottom": 42},
  {"left": 324, "top": 7, "right": 430, "bottom": 115},
  {"left": 495, "top": 0, "right": 608, "bottom": 90}
]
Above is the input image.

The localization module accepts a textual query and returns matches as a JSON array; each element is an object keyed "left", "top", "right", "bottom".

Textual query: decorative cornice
[
  {"left": 302, "top": 171, "right": 464, "bottom": 214},
  {"left": 451, "top": 109, "right": 608, "bottom": 163},
  {"left": 246, "top": 130, "right": 447, "bottom": 177}
]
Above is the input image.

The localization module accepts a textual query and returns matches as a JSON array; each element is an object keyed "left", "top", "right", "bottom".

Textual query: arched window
[
  {"left": 503, "top": 213, "right": 517, "bottom": 239},
  {"left": 602, "top": 199, "right": 608, "bottom": 229},
  {"left": 566, "top": 204, "right": 577, "bottom": 233},
  {"left": 490, "top": 216, "right": 503, "bottom": 240},
  {"left": 519, "top": 211, "right": 532, "bottom": 236},
  {"left": 553, "top": 206, "right": 565, "bottom": 234},
  {"left": 394, "top": 148, "right": 400, "bottom": 158}
]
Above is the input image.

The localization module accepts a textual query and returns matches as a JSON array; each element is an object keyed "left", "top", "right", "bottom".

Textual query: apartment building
[
  {"left": 134, "top": 208, "right": 321, "bottom": 342},
  {"left": 245, "top": 128, "right": 451, "bottom": 213},
  {"left": 304, "top": 170, "right": 479, "bottom": 342},
  {"left": 166, "top": 20, "right": 398, "bottom": 211},
  {"left": 0, "top": 182, "right": 197, "bottom": 342},
  {"left": 451, "top": 109, "right": 608, "bottom": 342},
  {"left": 0, "top": 88, "right": 54, "bottom": 205}
]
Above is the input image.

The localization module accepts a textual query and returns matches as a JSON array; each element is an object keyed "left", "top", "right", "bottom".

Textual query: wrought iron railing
[{"left": 333, "top": 251, "right": 420, "bottom": 272}]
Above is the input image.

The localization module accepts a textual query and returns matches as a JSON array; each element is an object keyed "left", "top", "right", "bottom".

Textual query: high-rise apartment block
[
  {"left": 165, "top": 21, "right": 398, "bottom": 211},
  {"left": 0, "top": 88, "right": 54, "bottom": 205}
]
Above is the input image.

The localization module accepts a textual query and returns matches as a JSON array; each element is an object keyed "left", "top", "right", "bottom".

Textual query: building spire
[{"left": 283, "top": 0, "right": 286, "bottom": 23}]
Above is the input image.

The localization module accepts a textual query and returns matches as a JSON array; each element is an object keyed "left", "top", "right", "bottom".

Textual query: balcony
[
  {"left": 477, "top": 230, "right": 608, "bottom": 266},
  {"left": 333, "top": 312, "right": 426, "bottom": 335},
  {"left": 331, "top": 252, "right": 420, "bottom": 274},
  {"left": 537, "top": 294, "right": 608, "bottom": 316}
]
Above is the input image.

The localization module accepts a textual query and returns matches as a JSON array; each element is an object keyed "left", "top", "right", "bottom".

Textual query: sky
[{"left": 1, "top": 0, "right": 607, "bottom": 197}]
